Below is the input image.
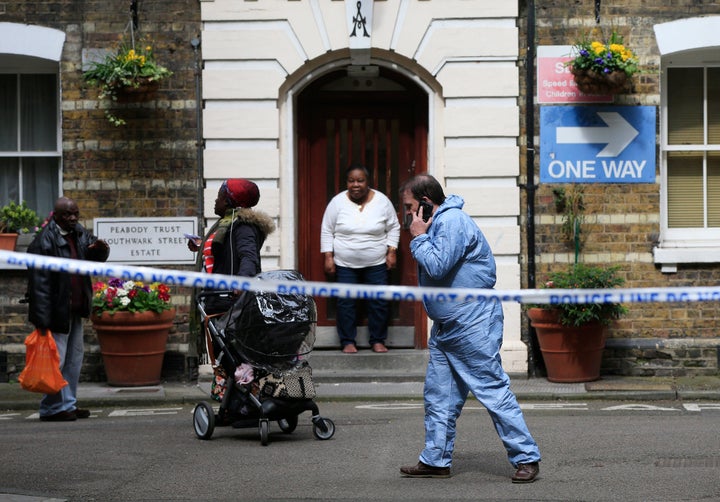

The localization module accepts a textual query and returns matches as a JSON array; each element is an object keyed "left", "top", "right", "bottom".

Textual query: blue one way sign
[{"left": 540, "top": 106, "right": 656, "bottom": 183}]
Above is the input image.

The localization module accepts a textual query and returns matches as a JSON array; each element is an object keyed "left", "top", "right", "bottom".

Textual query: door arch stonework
[
  {"left": 201, "top": 1, "right": 528, "bottom": 371},
  {"left": 292, "top": 63, "right": 431, "bottom": 349}
]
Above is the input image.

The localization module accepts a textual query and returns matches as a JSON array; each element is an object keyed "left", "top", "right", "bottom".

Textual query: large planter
[
  {"left": 527, "top": 308, "right": 606, "bottom": 383},
  {"left": 91, "top": 308, "right": 176, "bottom": 386}
]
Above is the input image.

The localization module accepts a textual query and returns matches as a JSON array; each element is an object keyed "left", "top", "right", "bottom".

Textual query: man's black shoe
[
  {"left": 512, "top": 462, "right": 539, "bottom": 483},
  {"left": 74, "top": 408, "right": 91, "bottom": 419},
  {"left": 400, "top": 461, "right": 451, "bottom": 478},
  {"left": 39, "top": 410, "right": 77, "bottom": 422}
]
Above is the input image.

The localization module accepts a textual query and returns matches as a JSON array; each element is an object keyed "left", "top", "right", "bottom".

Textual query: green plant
[
  {"left": 568, "top": 31, "right": 639, "bottom": 78},
  {"left": 82, "top": 34, "right": 172, "bottom": 126},
  {"left": 534, "top": 264, "right": 628, "bottom": 327},
  {"left": 92, "top": 278, "right": 172, "bottom": 315},
  {"left": 0, "top": 201, "right": 41, "bottom": 234},
  {"left": 553, "top": 186, "right": 586, "bottom": 262}
]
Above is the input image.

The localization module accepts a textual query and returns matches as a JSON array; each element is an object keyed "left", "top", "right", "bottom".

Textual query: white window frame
[
  {"left": 653, "top": 17, "right": 720, "bottom": 272},
  {"left": 0, "top": 24, "right": 64, "bottom": 271},
  {"left": 0, "top": 23, "right": 64, "bottom": 211}
]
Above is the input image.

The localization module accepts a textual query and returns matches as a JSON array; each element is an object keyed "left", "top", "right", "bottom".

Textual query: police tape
[{"left": 3, "top": 249, "right": 720, "bottom": 305}]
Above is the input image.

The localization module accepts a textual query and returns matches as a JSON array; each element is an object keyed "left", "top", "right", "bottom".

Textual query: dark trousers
[{"left": 335, "top": 264, "right": 389, "bottom": 346}]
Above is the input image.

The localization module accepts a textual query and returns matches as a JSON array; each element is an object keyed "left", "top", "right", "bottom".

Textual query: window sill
[{"left": 653, "top": 245, "right": 720, "bottom": 273}]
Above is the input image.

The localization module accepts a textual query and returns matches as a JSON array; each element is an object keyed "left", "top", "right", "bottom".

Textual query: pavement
[
  {"left": 2, "top": 373, "right": 720, "bottom": 502},
  {"left": 2, "top": 373, "right": 720, "bottom": 411},
  {"left": 3, "top": 373, "right": 719, "bottom": 502}
]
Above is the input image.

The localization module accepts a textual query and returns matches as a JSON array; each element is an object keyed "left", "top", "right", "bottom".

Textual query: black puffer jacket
[
  {"left": 27, "top": 219, "right": 109, "bottom": 333},
  {"left": 199, "top": 208, "right": 276, "bottom": 314},
  {"left": 210, "top": 208, "right": 276, "bottom": 277}
]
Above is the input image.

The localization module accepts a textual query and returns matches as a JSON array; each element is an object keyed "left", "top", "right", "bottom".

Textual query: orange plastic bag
[{"left": 18, "top": 329, "right": 68, "bottom": 394}]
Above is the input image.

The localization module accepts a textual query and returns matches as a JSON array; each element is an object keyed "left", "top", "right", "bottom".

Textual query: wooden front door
[{"left": 297, "top": 69, "right": 427, "bottom": 348}]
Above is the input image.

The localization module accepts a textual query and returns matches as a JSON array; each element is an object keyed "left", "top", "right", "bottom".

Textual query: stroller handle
[
  {"left": 196, "top": 290, "right": 236, "bottom": 300},
  {"left": 195, "top": 290, "right": 237, "bottom": 320}
]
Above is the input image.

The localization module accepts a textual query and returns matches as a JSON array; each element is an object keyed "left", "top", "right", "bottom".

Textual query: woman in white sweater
[{"left": 320, "top": 165, "right": 401, "bottom": 353}]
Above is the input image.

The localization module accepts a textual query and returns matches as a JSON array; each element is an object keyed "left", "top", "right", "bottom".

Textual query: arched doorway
[{"left": 296, "top": 66, "right": 428, "bottom": 349}]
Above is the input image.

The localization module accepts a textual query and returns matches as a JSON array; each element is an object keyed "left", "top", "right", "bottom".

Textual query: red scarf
[{"left": 202, "top": 232, "right": 216, "bottom": 273}]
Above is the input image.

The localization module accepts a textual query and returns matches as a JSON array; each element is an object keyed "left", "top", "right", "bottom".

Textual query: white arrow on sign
[{"left": 556, "top": 111, "right": 639, "bottom": 157}]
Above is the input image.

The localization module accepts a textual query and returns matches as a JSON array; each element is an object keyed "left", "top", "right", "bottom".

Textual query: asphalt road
[{"left": 1, "top": 399, "right": 719, "bottom": 501}]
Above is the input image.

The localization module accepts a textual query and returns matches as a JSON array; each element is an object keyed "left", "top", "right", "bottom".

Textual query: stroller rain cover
[{"left": 214, "top": 270, "right": 317, "bottom": 370}]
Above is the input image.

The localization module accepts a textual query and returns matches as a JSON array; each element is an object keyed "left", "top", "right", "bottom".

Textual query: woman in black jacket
[{"left": 188, "top": 178, "right": 275, "bottom": 313}]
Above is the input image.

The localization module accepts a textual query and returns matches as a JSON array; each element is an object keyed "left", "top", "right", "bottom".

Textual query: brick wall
[
  {"left": 520, "top": 0, "right": 720, "bottom": 376},
  {"left": 5, "top": 1, "right": 720, "bottom": 381},
  {"left": 0, "top": 0, "right": 201, "bottom": 382}
]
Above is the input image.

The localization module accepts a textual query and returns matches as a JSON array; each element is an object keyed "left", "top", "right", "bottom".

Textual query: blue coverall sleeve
[{"left": 410, "top": 214, "right": 467, "bottom": 280}]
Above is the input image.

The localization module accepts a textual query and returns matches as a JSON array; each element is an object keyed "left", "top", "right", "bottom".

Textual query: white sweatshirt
[{"left": 320, "top": 189, "right": 401, "bottom": 268}]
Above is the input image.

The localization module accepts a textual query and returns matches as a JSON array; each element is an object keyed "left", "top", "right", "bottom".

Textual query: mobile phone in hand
[
  {"left": 419, "top": 200, "right": 433, "bottom": 222},
  {"left": 184, "top": 233, "right": 201, "bottom": 244}
]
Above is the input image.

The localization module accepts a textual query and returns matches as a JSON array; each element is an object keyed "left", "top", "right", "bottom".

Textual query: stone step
[{"left": 307, "top": 349, "right": 428, "bottom": 382}]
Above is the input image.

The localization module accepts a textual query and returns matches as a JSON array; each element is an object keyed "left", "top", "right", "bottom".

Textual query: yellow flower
[
  {"left": 568, "top": 31, "right": 639, "bottom": 78},
  {"left": 590, "top": 41, "right": 606, "bottom": 55},
  {"left": 81, "top": 34, "right": 173, "bottom": 126}
]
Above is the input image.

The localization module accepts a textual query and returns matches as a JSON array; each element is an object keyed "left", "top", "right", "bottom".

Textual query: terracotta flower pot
[
  {"left": 527, "top": 307, "right": 606, "bottom": 383},
  {"left": 91, "top": 308, "right": 176, "bottom": 386},
  {"left": 0, "top": 233, "right": 18, "bottom": 251}
]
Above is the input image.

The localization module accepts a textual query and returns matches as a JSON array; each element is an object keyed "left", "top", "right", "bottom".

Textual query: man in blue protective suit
[{"left": 398, "top": 174, "right": 541, "bottom": 482}]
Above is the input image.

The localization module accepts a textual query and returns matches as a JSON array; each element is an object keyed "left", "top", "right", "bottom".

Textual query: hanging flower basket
[
  {"left": 115, "top": 78, "right": 161, "bottom": 104},
  {"left": 82, "top": 34, "right": 172, "bottom": 125},
  {"left": 568, "top": 31, "right": 638, "bottom": 96},
  {"left": 570, "top": 67, "right": 630, "bottom": 95}
]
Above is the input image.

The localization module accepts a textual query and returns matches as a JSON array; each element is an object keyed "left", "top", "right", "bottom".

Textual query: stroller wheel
[
  {"left": 259, "top": 419, "right": 270, "bottom": 446},
  {"left": 193, "top": 401, "right": 216, "bottom": 440},
  {"left": 278, "top": 415, "right": 298, "bottom": 434},
  {"left": 312, "top": 417, "right": 336, "bottom": 440}
]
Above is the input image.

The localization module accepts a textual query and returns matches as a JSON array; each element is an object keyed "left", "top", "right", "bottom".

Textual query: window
[
  {"left": 0, "top": 71, "right": 60, "bottom": 218},
  {"left": 665, "top": 67, "right": 720, "bottom": 231},
  {"left": 0, "top": 23, "right": 65, "bottom": 220},
  {"left": 653, "top": 17, "right": 720, "bottom": 270}
]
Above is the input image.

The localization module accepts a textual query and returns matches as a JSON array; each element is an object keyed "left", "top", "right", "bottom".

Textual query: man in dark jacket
[{"left": 27, "top": 197, "right": 110, "bottom": 421}]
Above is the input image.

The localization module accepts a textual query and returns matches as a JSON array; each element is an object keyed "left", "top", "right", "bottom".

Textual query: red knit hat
[{"left": 221, "top": 179, "right": 260, "bottom": 208}]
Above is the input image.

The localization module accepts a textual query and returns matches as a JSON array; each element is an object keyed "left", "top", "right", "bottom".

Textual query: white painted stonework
[
  {"left": 0, "top": 23, "right": 65, "bottom": 61},
  {"left": 199, "top": 0, "right": 527, "bottom": 372}
]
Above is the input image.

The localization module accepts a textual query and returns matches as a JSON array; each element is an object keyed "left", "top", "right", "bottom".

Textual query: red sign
[{"left": 537, "top": 46, "right": 612, "bottom": 104}]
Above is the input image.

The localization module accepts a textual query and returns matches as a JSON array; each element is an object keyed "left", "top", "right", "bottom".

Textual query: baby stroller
[{"left": 192, "top": 270, "right": 335, "bottom": 445}]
